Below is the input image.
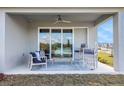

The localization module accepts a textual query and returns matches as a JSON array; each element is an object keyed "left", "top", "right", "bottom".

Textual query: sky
[{"left": 97, "top": 17, "right": 113, "bottom": 43}]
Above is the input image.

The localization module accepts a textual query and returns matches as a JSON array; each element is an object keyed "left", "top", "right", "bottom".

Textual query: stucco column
[
  {"left": 113, "top": 12, "right": 124, "bottom": 72},
  {"left": 0, "top": 12, "right": 5, "bottom": 72}
]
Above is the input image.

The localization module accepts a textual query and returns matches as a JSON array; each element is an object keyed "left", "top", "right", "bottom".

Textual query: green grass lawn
[{"left": 98, "top": 51, "right": 113, "bottom": 67}]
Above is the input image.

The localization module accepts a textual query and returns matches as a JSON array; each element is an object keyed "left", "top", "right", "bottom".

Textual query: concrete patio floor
[{"left": 4, "top": 62, "right": 116, "bottom": 74}]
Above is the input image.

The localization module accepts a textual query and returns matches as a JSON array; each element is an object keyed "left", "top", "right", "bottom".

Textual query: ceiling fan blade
[
  {"left": 62, "top": 20, "right": 71, "bottom": 23},
  {"left": 53, "top": 15, "right": 71, "bottom": 24},
  {"left": 53, "top": 21, "right": 59, "bottom": 24}
]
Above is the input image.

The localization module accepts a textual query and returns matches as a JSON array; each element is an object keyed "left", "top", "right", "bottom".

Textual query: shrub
[{"left": 98, "top": 51, "right": 113, "bottom": 67}]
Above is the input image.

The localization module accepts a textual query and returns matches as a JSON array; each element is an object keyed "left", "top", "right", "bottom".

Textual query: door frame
[{"left": 38, "top": 27, "right": 89, "bottom": 60}]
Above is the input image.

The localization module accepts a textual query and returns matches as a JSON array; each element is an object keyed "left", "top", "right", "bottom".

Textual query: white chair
[
  {"left": 74, "top": 50, "right": 83, "bottom": 61},
  {"left": 29, "top": 51, "right": 47, "bottom": 70},
  {"left": 83, "top": 43, "right": 98, "bottom": 70}
]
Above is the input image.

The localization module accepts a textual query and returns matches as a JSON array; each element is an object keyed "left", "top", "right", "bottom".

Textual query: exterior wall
[
  {"left": 5, "top": 14, "right": 29, "bottom": 71},
  {"left": 29, "top": 21, "right": 96, "bottom": 52},
  {"left": 113, "top": 12, "right": 124, "bottom": 71},
  {"left": 88, "top": 26, "right": 97, "bottom": 48},
  {"left": 74, "top": 28, "right": 87, "bottom": 49},
  {"left": 0, "top": 12, "right": 5, "bottom": 72}
]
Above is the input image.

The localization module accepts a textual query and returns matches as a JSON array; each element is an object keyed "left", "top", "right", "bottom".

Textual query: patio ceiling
[{"left": 9, "top": 13, "right": 114, "bottom": 23}]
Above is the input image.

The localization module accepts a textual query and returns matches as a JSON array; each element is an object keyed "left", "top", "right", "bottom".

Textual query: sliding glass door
[
  {"left": 39, "top": 28, "right": 73, "bottom": 59},
  {"left": 51, "top": 29, "right": 61, "bottom": 58},
  {"left": 63, "top": 29, "right": 72, "bottom": 57},
  {"left": 39, "top": 29, "right": 50, "bottom": 58}
]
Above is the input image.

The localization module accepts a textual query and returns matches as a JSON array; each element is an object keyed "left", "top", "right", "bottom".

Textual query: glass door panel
[
  {"left": 51, "top": 29, "right": 61, "bottom": 58},
  {"left": 39, "top": 29, "right": 50, "bottom": 58},
  {"left": 63, "top": 29, "right": 72, "bottom": 57},
  {"left": 39, "top": 28, "right": 73, "bottom": 59}
]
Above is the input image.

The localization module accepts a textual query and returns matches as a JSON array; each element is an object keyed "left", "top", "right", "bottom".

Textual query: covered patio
[
  {"left": 5, "top": 62, "right": 115, "bottom": 74},
  {"left": 1, "top": 8, "right": 124, "bottom": 74}
]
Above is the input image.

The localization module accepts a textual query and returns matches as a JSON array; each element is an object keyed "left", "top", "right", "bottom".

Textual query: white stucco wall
[
  {"left": 74, "top": 28, "right": 87, "bottom": 49},
  {"left": 89, "top": 26, "right": 97, "bottom": 48},
  {"left": 29, "top": 21, "right": 96, "bottom": 51},
  {"left": 113, "top": 12, "right": 124, "bottom": 71},
  {"left": 0, "top": 12, "right": 5, "bottom": 72},
  {"left": 5, "top": 14, "right": 29, "bottom": 70}
]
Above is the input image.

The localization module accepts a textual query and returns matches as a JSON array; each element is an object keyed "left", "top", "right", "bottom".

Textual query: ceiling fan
[{"left": 53, "top": 15, "right": 71, "bottom": 24}]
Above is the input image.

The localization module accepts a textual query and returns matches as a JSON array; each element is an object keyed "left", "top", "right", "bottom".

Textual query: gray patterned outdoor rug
[{"left": 32, "top": 62, "right": 90, "bottom": 71}]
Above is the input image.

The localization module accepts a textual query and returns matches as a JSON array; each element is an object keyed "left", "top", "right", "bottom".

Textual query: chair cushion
[
  {"left": 81, "top": 43, "right": 86, "bottom": 48},
  {"left": 84, "top": 49, "right": 94, "bottom": 55},
  {"left": 41, "top": 58, "right": 46, "bottom": 63},
  {"left": 33, "top": 58, "right": 46, "bottom": 63},
  {"left": 30, "top": 52, "right": 36, "bottom": 57},
  {"left": 36, "top": 50, "right": 46, "bottom": 57},
  {"left": 35, "top": 51, "right": 40, "bottom": 53},
  {"left": 33, "top": 58, "right": 41, "bottom": 63},
  {"left": 35, "top": 51, "right": 41, "bottom": 61},
  {"left": 75, "top": 50, "right": 80, "bottom": 52},
  {"left": 30, "top": 52, "right": 46, "bottom": 63},
  {"left": 40, "top": 51, "right": 45, "bottom": 57}
]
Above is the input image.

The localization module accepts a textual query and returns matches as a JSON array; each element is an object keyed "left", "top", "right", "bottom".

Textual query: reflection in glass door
[
  {"left": 39, "top": 28, "right": 73, "bottom": 59},
  {"left": 39, "top": 29, "right": 50, "bottom": 58},
  {"left": 51, "top": 29, "right": 61, "bottom": 58},
  {"left": 63, "top": 29, "right": 72, "bottom": 57}
]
